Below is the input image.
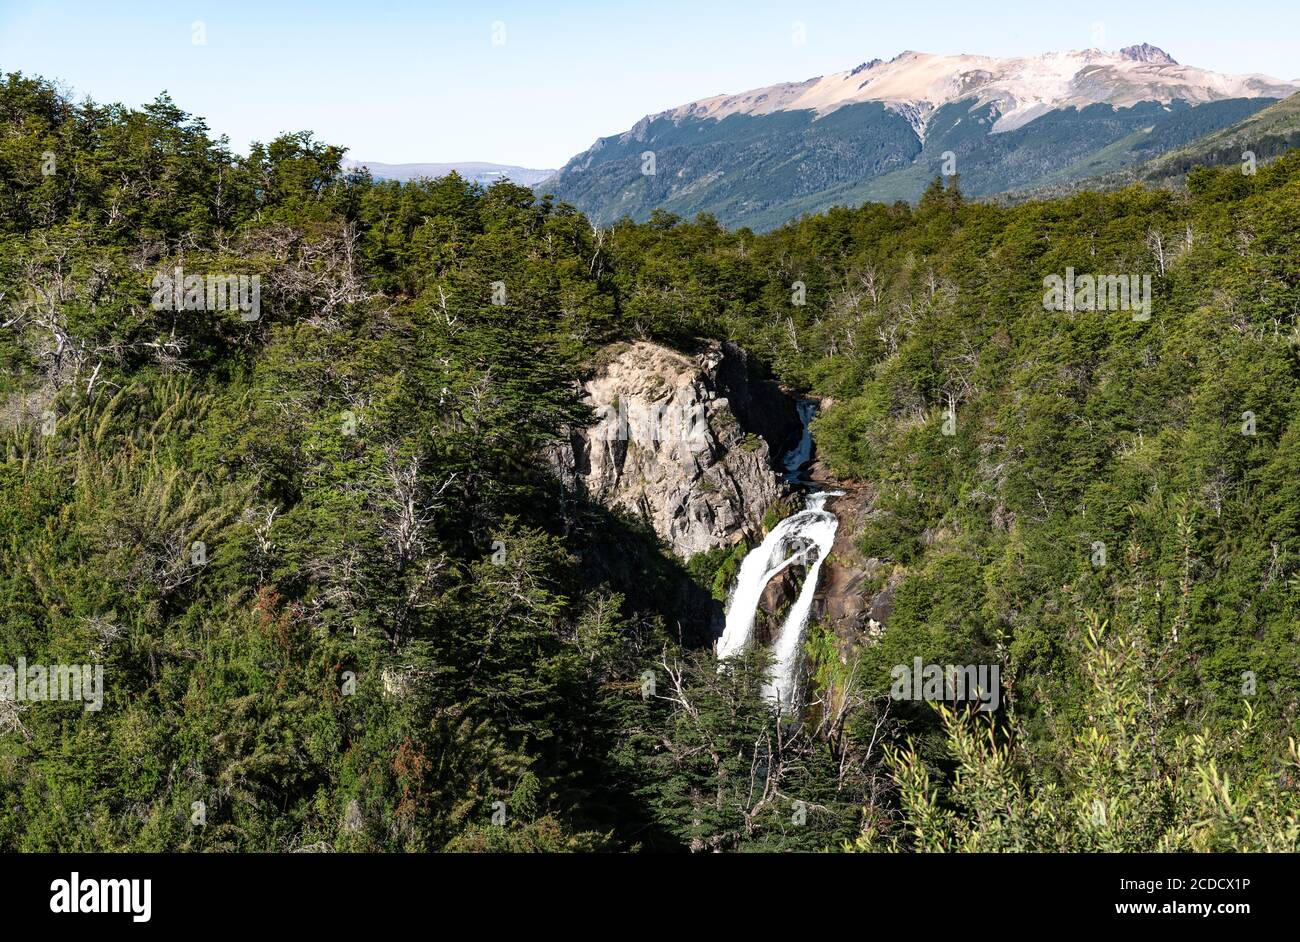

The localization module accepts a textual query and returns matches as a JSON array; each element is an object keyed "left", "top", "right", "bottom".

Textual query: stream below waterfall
[{"left": 716, "top": 401, "right": 841, "bottom": 710}]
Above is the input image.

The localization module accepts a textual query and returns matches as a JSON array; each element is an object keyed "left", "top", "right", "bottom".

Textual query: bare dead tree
[{"left": 1145, "top": 227, "right": 1168, "bottom": 276}]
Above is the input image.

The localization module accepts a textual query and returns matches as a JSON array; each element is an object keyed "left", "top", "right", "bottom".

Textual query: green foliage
[
  {"left": 2, "top": 71, "right": 1298, "bottom": 853},
  {"left": 686, "top": 542, "right": 749, "bottom": 603},
  {"left": 617, "top": 647, "right": 876, "bottom": 851},
  {"left": 854, "top": 615, "right": 1300, "bottom": 852}
]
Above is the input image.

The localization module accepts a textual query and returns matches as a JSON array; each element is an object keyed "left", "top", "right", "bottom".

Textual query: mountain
[
  {"left": 1006, "top": 90, "right": 1300, "bottom": 200},
  {"left": 343, "top": 159, "right": 556, "bottom": 187},
  {"left": 545, "top": 45, "right": 1298, "bottom": 230},
  {"left": 1128, "top": 89, "right": 1300, "bottom": 182}
]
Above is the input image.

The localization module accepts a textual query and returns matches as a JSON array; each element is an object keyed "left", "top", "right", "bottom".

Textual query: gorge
[{"left": 550, "top": 339, "right": 862, "bottom": 708}]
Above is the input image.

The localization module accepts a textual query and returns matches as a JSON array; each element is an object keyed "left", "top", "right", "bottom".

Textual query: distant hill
[
  {"left": 1130, "top": 90, "right": 1300, "bottom": 181},
  {"left": 1004, "top": 91, "right": 1300, "bottom": 201},
  {"left": 343, "top": 160, "right": 556, "bottom": 187}
]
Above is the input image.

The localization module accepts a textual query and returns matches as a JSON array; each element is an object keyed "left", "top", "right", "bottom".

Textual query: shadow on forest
[
  {"left": 566, "top": 495, "right": 724, "bottom": 649},
  {"left": 527, "top": 477, "right": 725, "bottom": 851}
]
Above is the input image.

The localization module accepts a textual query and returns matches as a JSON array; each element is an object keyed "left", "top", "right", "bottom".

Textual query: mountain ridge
[
  {"left": 642, "top": 45, "right": 1294, "bottom": 136},
  {"left": 1002, "top": 90, "right": 1300, "bottom": 201},
  {"left": 545, "top": 45, "right": 1299, "bottom": 230}
]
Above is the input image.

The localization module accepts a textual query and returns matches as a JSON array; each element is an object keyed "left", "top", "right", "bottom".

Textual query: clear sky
[{"left": 2, "top": 0, "right": 1296, "bottom": 169}]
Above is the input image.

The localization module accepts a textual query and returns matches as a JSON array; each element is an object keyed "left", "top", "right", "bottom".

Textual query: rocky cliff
[
  {"left": 550, "top": 340, "right": 801, "bottom": 559},
  {"left": 811, "top": 476, "right": 890, "bottom": 642}
]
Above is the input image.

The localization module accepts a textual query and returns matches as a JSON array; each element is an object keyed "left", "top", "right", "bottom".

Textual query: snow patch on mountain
[{"left": 651, "top": 46, "right": 1297, "bottom": 140}]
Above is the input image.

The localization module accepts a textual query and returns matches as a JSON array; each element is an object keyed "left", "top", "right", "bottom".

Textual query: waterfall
[
  {"left": 716, "top": 490, "right": 842, "bottom": 710},
  {"left": 715, "top": 509, "right": 816, "bottom": 660},
  {"left": 715, "top": 398, "right": 839, "bottom": 710},
  {"left": 762, "top": 491, "right": 839, "bottom": 708},
  {"left": 782, "top": 400, "right": 818, "bottom": 481}
]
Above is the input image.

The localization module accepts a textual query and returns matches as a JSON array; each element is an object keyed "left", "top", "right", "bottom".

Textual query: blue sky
[{"left": 1, "top": 0, "right": 1296, "bottom": 168}]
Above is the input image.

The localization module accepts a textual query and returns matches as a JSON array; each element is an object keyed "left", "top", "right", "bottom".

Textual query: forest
[{"left": 1, "top": 71, "right": 1298, "bottom": 851}]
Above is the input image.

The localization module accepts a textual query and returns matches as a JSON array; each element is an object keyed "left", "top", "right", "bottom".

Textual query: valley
[{"left": 3, "top": 36, "right": 1300, "bottom": 855}]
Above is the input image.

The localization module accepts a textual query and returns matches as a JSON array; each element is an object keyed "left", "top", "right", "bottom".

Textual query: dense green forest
[{"left": 1, "top": 71, "right": 1298, "bottom": 851}]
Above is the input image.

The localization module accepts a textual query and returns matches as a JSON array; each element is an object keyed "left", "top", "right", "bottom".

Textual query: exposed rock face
[
  {"left": 550, "top": 341, "right": 800, "bottom": 559},
  {"left": 808, "top": 461, "right": 890, "bottom": 642},
  {"left": 1120, "top": 43, "right": 1177, "bottom": 65},
  {"left": 755, "top": 564, "right": 800, "bottom": 646}
]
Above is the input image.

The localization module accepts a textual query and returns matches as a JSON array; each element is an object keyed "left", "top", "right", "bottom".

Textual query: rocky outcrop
[
  {"left": 755, "top": 564, "right": 800, "bottom": 646},
  {"left": 550, "top": 341, "right": 801, "bottom": 559},
  {"left": 808, "top": 461, "right": 893, "bottom": 643}
]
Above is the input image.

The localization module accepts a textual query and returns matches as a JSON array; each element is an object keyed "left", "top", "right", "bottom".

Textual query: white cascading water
[
  {"left": 715, "top": 512, "right": 814, "bottom": 660},
  {"left": 761, "top": 491, "right": 839, "bottom": 708},
  {"left": 715, "top": 493, "right": 841, "bottom": 709},
  {"left": 716, "top": 401, "right": 841, "bottom": 710}
]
